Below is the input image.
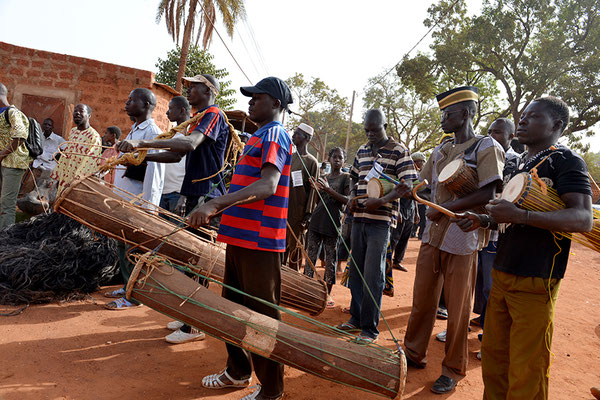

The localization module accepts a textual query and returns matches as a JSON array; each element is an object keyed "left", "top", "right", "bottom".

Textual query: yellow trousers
[{"left": 482, "top": 269, "right": 561, "bottom": 400}]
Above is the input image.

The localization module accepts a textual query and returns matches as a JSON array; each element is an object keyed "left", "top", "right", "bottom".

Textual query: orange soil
[{"left": 1, "top": 239, "right": 599, "bottom": 400}]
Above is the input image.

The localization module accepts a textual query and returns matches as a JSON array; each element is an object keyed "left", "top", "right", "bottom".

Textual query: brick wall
[{"left": 0, "top": 41, "right": 175, "bottom": 138}]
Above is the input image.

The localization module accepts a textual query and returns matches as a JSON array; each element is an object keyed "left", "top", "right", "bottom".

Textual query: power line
[
  {"left": 372, "top": 0, "right": 461, "bottom": 87},
  {"left": 197, "top": 2, "right": 254, "bottom": 84}
]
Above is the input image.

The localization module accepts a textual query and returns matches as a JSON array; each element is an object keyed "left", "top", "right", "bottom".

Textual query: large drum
[
  {"left": 126, "top": 256, "right": 407, "bottom": 399},
  {"left": 501, "top": 172, "right": 600, "bottom": 252},
  {"left": 55, "top": 175, "right": 328, "bottom": 315},
  {"left": 438, "top": 159, "right": 479, "bottom": 198}
]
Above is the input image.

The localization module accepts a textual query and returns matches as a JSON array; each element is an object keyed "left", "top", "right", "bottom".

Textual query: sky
[{"left": 0, "top": 0, "right": 597, "bottom": 151}]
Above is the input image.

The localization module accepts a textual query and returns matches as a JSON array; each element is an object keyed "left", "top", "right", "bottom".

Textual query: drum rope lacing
[
  {"left": 127, "top": 255, "right": 403, "bottom": 398},
  {"left": 58, "top": 122, "right": 407, "bottom": 395}
]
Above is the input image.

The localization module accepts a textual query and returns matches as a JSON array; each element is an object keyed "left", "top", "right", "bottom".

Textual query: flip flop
[
  {"left": 342, "top": 306, "right": 351, "bottom": 314},
  {"left": 202, "top": 369, "right": 251, "bottom": 389},
  {"left": 104, "top": 297, "right": 140, "bottom": 310},
  {"left": 104, "top": 288, "right": 125, "bottom": 298}
]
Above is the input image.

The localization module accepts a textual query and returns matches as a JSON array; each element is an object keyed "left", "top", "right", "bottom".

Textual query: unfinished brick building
[{"left": 0, "top": 41, "right": 176, "bottom": 138}]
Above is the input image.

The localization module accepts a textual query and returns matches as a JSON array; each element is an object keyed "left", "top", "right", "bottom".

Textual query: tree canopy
[
  {"left": 156, "top": 0, "right": 246, "bottom": 92},
  {"left": 363, "top": 72, "right": 444, "bottom": 153},
  {"left": 285, "top": 73, "right": 351, "bottom": 160},
  {"left": 155, "top": 46, "right": 236, "bottom": 110},
  {"left": 397, "top": 0, "right": 600, "bottom": 151}
]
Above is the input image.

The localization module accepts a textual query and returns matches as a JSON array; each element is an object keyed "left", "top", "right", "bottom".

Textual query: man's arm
[
  {"left": 454, "top": 192, "right": 593, "bottom": 233},
  {"left": 426, "top": 180, "right": 499, "bottom": 221},
  {"left": 145, "top": 151, "right": 185, "bottom": 163},
  {"left": 188, "top": 163, "right": 281, "bottom": 227},
  {"left": 117, "top": 130, "right": 208, "bottom": 154},
  {"left": 0, "top": 138, "right": 25, "bottom": 161}
]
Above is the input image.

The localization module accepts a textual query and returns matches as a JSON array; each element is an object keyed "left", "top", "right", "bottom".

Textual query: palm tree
[{"left": 156, "top": 0, "right": 246, "bottom": 92}]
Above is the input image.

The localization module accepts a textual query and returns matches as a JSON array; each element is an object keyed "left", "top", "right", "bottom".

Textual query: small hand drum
[
  {"left": 438, "top": 159, "right": 479, "bottom": 198},
  {"left": 366, "top": 178, "right": 395, "bottom": 198}
]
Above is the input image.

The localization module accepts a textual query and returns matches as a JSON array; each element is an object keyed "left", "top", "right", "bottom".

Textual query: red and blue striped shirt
[{"left": 217, "top": 121, "right": 292, "bottom": 252}]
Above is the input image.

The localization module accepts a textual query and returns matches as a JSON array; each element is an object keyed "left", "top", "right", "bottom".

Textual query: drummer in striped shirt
[
  {"left": 336, "top": 108, "right": 418, "bottom": 343},
  {"left": 188, "top": 77, "right": 292, "bottom": 400}
]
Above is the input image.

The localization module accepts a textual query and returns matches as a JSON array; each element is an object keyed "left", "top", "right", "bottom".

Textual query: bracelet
[
  {"left": 524, "top": 210, "right": 530, "bottom": 225},
  {"left": 480, "top": 215, "right": 491, "bottom": 229}
]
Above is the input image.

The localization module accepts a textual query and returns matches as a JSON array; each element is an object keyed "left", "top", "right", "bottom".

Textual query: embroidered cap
[
  {"left": 296, "top": 123, "right": 314, "bottom": 137},
  {"left": 436, "top": 86, "right": 479, "bottom": 110}
]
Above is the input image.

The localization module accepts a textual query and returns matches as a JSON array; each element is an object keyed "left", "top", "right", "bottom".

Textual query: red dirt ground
[{"left": 1, "top": 238, "right": 599, "bottom": 400}]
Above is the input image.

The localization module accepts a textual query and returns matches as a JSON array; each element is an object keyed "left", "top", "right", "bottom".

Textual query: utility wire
[
  {"left": 372, "top": 0, "right": 461, "bottom": 87},
  {"left": 197, "top": 2, "right": 254, "bottom": 84}
]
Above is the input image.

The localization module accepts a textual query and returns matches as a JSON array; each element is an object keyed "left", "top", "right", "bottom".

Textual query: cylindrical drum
[
  {"left": 438, "top": 159, "right": 479, "bottom": 198},
  {"left": 366, "top": 178, "right": 395, "bottom": 198},
  {"left": 126, "top": 257, "right": 407, "bottom": 399},
  {"left": 54, "top": 175, "right": 328, "bottom": 315}
]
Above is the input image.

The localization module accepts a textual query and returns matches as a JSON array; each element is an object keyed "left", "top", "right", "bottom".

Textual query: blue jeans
[
  {"left": 348, "top": 221, "right": 390, "bottom": 338},
  {"left": 474, "top": 240, "right": 496, "bottom": 329},
  {"left": 160, "top": 191, "right": 181, "bottom": 213}
]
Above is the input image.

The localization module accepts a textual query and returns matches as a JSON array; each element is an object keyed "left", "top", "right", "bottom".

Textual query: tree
[
  {"left": 156, "top": 0, "right": 246, "bottom": 92},
  {"left": 582, "top": 151, "right": 600, "bottom": 183},
  {"left": 397, "top": 0, "right": 600, "bottom": 151},
  {"left": 155, "top": 46, "right": 236, "bottom": 110},
  {"left": 285, "top": 73, "right": 350, "bottom": 161},
  {"left": 363, "top": 72, "right": 444, "bottom": 153}
]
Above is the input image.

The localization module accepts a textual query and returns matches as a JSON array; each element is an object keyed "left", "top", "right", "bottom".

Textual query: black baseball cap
[{"left": 240, "top": 77, "right": 293, "bottom": 109}]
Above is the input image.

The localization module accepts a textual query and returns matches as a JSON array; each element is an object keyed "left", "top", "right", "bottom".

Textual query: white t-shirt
[
  {"left": 162, "top": 132, "right": 186, "bottom": 194},
  {"left": 113, "top": 118, "right": 165, "bottom": 208},
  {"left": 32, "top": 132, "right": 65, "bottom": 170}
]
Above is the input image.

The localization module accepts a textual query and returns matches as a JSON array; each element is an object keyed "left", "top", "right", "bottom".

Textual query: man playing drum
[
  {"left": 403, "top": 86, "right": 505, "bottom": 394},
  {"left": 454, "top": 96, "right": 593, "bottom": 399},
  {"left": 188, "top": 77, "right": 293, "bottom": 400},
  {"left": 337, "top": 109, "right": 418, "bottom": 343}
]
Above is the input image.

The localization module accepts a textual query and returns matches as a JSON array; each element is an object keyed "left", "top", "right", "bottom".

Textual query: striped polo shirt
[
  {"left": 217, "top": 121, "right": 292, "bottom": 252},
  {"left": 350, "top": 138, "right": 418, "bottom": 225}
]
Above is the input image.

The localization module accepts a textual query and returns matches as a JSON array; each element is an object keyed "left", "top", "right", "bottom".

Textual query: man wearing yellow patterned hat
[{"left": 403, "top": 86, "right": 505, "bottom": 394}]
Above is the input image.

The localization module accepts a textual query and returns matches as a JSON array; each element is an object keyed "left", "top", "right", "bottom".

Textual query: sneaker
[
  {"left": 436, "top": 307, "right": 448, "bottom": 320},
  {"left": 167, "top": 320, "right": 185, "bottom": 331},
  {"left": 436, "top": 330, "right": 447, "bottom": 343},
  {"left": 165, "top": 328, "right": 206, "bottom": 344}
]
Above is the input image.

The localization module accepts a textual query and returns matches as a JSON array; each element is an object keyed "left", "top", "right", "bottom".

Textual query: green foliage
[
  {"left": 285, "top": 73, "right": 351, "bottom": 160},
  {"left": 582, "top": 151, "right": 600, "bottom": 182},
  {"left": 155, "top": 46, "right": 236, "bottom": 110},
  {"left": 397, "top": 0, "right": 600, "bottom": 151},
  {"left": 363, "top": 72, "right": 444, "bottom": 152}
]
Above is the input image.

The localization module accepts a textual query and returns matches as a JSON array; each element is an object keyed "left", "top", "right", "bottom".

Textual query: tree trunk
[{"left": 175, "top": 0, "right": 198, "bottom": 93}]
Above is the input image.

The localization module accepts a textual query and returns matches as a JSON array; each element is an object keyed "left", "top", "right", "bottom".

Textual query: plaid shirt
[{"left": 350, "top": 138, "right": 418, "bottom": 226}]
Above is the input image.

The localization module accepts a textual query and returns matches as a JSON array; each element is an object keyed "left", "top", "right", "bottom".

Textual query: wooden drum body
[
  {"left": 438, "top": 159, "right": 479, "bottom": 198},
  {"left": 126, "top": 258, "right": 407, "bottom": 399},
  {"left": 501, "top": 172, "right": 600, "bottom": 252},
  {"left": 366, "top": 178, "right": 395, "bottom": 199},
  {"left": 501, "top": 172, "right": 563, "bottom": 212},
  {"left": 55, "top": 175, "right": 328, "bottom": 315}
]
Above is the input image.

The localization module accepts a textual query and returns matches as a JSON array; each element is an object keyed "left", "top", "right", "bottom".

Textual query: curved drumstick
[{"left": 412, "top": 180, "right": 457, "bottom": 219}]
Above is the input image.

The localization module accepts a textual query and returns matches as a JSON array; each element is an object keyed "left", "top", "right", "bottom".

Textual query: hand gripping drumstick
[{"left": 412, "top": 180, "right": 458, "bottom": 219}]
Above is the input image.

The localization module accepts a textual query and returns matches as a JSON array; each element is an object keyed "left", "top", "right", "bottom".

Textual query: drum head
[
  {"left": 438, "top": 159, "right": 464, "bottom": 183},
  {"left": 501, "top": 173, "right": 528, "bottom": 203},
  {"left": 366, "top": 179, "right": 383, "bottom": 198}
]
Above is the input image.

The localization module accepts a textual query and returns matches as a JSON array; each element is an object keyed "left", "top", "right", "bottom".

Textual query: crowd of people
[{"left": 0, "top": 74, "right": 596, "bottom": 400}]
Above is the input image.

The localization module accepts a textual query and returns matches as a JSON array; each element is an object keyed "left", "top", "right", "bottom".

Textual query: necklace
[{"left": 518, "top": 145, "right": 559, "bottom": 170}]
